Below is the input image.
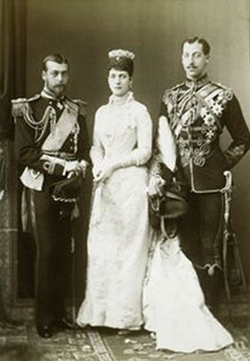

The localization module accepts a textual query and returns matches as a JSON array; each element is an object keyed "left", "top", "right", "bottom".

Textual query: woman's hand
[{"left": 93, "top": 159, "right": 116, "bottom": 183}]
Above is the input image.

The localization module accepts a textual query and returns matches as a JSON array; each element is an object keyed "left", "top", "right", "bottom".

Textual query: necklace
[{"left": 109, "top": 91, "right": 134, "bottom": 106}]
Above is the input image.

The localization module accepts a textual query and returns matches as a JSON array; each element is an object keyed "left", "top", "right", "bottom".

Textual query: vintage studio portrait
[{"left": 0, "top": 0, "right": 249, "bottom": 360}]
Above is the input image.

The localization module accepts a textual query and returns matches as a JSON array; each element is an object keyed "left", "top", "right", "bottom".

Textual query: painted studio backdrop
[{"left": 0, "top": 0, "right": 250, "bottom": 315}]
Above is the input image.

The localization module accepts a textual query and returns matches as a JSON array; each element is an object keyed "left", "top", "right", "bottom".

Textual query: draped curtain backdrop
[
  {"left": 0, "top": 0, "right": 26, "bottom": 320},
  {"left": 0, "top": 0, "right": 26, "bottom": 139}
]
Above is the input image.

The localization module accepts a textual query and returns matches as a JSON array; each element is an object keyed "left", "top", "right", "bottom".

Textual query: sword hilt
[{"left": 221, "top": 170, "right": 232, "bottom": 193}]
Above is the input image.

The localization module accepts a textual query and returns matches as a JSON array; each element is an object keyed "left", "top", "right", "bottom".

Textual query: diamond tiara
[{"left": 108, "top": 49, "right": 135, "bottom": 60}]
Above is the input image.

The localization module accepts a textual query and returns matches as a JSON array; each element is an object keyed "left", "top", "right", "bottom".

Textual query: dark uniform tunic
[
  {"left": 13, "top": 92, "right": 90, "bottom": 328},
  {"left": 159, "top": 75, "right": 250, "bottom": 307}
]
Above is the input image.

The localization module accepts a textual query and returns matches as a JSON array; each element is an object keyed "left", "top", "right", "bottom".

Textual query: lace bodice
[{"left": 90, "top": 92, "right": 152, "bottom": 170}]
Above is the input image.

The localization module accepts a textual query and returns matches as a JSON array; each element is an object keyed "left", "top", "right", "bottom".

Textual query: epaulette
[
  {"left": 72, "top": 99, "right": 88, "bottom": 117},
  {"left": 11, "top": 94, "right": 40, "bottom": 118},
  {"left": 211, "top": 81, "right": 233, "bottom": 93},
  {"left": 171, "top": 82, "right": 185, "bottom": 91},
  {"left": 162, "top": 82, "right": 184, "bottom": 103},
  {"left": 210, "top": 81, "right": 233, "bottom": 100},
  {"left": 163, "top": 82, "right": 184, "bottom": 97}
]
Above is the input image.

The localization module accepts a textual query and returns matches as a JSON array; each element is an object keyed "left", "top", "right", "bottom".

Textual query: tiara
[{"left": 108, "top": 49, "right": 135, "bottom": 60}]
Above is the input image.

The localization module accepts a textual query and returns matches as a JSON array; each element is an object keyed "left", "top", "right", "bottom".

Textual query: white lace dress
[
  {"left": 143, "top": 235, "right": 234, "bottom": 353},
  {"left": 76, "top": 92, "right": 152, "bottom": 330}
]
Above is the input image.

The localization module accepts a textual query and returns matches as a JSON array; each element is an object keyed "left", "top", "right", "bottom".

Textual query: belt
[{"left": 42, "top": 150, "right": 77, "bottom": 161}]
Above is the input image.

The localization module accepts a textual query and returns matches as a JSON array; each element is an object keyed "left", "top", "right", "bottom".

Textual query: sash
[
  {"left": 42, "top": 100, "right": 78, "bottom": 151},
  {"left": 174, "top": 111, "right": 190, "bottom": 138},
  {"left": 20, "top": 99, "right": 79, "bottom": 191},
  {"left": 173, "top": 83, "right": 222, "bottom": 138},
  {"left": 196, "top": 83, "right": 223, "bottom": 131}
]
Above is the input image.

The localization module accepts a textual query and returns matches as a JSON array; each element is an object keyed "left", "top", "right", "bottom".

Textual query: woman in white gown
[
  {"left": 76, "top": 49, "right": 153, "bottom": 331},
  {"left": 143, "top": 115, "right": 234, "bottom": 353}
]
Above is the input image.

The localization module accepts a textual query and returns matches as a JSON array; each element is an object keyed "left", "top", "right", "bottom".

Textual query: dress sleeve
[
  {"left": 90, "top": 111, "right": 105, "bottom": 168},
  {"left": 112, "top": 106, "right": 153, "bottom": 169},
  {"left": 149, "top": 113, "right": 177, "bottom": 181},
  {"left": 155, "top": 115, "right": 176, "bottom": 171}
]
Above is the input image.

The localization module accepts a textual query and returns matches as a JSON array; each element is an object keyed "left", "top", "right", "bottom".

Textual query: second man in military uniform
[{"left": 149, "top": 37, "right": 250, "bottom": 310}]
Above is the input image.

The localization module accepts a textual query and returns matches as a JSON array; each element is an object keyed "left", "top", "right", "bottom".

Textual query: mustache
[{"left": 53, "top": 84, "right": 66, "bottom": 90}]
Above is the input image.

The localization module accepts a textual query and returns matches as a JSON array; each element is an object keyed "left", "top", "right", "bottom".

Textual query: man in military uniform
[
  {"left": 149, "top": 37, "right": 250, "bottom": 310},
  {"left": 13, "top": 54, "right": 90, "bottom": 338}
]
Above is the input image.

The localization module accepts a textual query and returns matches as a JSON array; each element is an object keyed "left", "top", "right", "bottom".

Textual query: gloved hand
[
  {"left": 148, "top": 175, "right": 166, "bottom": 197},
  {"left": 64, "top": 160, "right": 81, "bottom": 175}
]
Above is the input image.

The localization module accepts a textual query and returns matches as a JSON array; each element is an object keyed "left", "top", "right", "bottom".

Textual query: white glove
[
  {"left": 148, "top": 175, "right": 166, "bottom": 197},
  {"left": 64, "top": 161, "right": 80, "bottom": 173}
]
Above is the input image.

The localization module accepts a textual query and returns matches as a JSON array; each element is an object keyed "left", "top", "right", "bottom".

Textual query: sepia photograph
[{"left": 0, "top": 0, "right": 250, "bottom": 360}]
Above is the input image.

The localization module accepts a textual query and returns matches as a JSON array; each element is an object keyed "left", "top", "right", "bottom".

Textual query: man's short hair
[
  {"left": 42, "top": 54, "right": 69, "bottom": 71},
  {"left": 181, "top": 37, "right": 211, "bottom": 55}
]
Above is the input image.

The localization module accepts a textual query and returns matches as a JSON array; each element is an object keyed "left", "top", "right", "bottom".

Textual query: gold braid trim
[
  {"left": 24, "top": 105, "right": 55, "bottom": 131},
  {"left": 12, "top": 100, "right": 33, "bottom": 119},
  {"left": 11, "top": 94, "right": 40, "bottom": 118},
  {"left": 11, "top": 97, "right": 56, "bottom": 135}
]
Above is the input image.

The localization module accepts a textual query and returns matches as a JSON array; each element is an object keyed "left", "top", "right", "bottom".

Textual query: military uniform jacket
[
  {"left": 159, "top": 76, "right": 250, "bottom": 192},
  {"left": 13, "top": 92, "right": 90, "bottom": 190}
]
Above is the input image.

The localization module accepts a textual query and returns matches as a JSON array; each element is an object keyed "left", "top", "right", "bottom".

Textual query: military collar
[
  {"left": 41, "top": 89, "right": 65, "bottom": 102},
  {"left": 185, "top": 74, "right": 210, "bottom": 89}
]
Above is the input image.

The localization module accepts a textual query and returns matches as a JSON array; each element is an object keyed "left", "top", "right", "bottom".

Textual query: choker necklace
[{"left": 109, "top": 91, "right": 134, "bottom": 105}]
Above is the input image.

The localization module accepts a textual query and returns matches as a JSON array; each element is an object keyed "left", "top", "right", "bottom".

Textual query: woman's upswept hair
[{"left": 107, "top": 49, "right": 135, "bottom": 77}]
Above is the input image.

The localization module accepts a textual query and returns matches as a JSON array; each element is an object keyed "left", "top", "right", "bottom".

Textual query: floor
[{"left": 1, "top": 292, "right": 249, "bottom": 361}]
